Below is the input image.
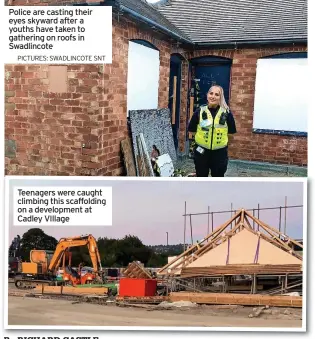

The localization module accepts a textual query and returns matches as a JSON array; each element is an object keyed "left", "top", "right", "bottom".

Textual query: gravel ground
[
  {"left": 8, "top": 295, "right": 302, "bottom": 328},
  {"left": 175, "top": 157, "right": 307, "bottom": 177}
]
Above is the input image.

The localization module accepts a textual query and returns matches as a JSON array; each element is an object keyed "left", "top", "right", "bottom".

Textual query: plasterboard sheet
[
  {"left": 129, "top": 108, "right": 177, "bottom": 176},
  {"left": 187, "top": 228, "right": 302, "bottom": 267},
  {"left": 127, "top": 41, "right": 159, "bottom": 114}
]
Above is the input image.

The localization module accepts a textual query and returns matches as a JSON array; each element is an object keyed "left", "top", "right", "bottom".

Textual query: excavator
[{"left": 14, "top": 234, "right": 104, "bottom": 289}]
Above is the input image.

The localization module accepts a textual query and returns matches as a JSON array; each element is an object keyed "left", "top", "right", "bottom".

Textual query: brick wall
[
  {"left": 5, "top": 7, "right": 174, "bottom": 175},
  {"left": 186, "top": 46, "right": 307, "bottom": 166},
  {"left": 5, "top": 64, "right": 108, "bottom": 175}
]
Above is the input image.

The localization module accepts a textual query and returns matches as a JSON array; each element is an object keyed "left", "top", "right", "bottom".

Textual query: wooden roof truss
[{"left": 157, "top": 209, "right": 303, "bottom": 277}]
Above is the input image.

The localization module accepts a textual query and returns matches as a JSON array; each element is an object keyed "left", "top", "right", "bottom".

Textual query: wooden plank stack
[
  {"left": 170, "top": 292, "right": 302, "bottom": 308},
  {"left": 34, "top": 285, "right": 109, "bottom": 296}
]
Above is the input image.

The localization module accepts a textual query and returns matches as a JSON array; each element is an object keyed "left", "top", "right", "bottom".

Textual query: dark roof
[
  {"left": 114, "top": 0, "right": 192, "bottom": 42},
  {"left": 154, "top": 0, "right": 307, "bottom": 44}
]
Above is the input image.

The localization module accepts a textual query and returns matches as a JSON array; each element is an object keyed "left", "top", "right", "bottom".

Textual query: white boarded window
[
  {"left": 127, "top": 41, "right": 160, "bottom": 115},
  {"left": 253, "top": 58, "right": 308, "bottom": 133}
]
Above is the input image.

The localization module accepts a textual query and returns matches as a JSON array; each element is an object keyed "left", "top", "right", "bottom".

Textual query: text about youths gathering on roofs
[{"left": 6, "top": 6, "right": 113, "bottom": 64}]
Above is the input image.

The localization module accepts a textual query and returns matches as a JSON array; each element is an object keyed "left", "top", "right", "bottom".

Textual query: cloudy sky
[{"left": 8, "top": 178, "right": 305, "bottom": 246}]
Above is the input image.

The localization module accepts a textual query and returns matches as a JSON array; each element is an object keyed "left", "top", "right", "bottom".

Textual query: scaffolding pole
[
  {"left": 184, "top": 201, "right": 186, "bottom": 251},
  {"left": 284, "top": 196, "right": 287, "bottom": 235},
  {"left": 190, "top": 214, "right": 193, "bottom": 245},
  {"left": 183, "top": 205, "right": 302, "bottom": 217},
  {"left": 182, "top": 203, "right": 302, "bottom": 240},
  {"left": 258, "top": 203, "right": 260, "bottom": 232},
  {"left": 207, "top": 206, "right": 210, "bottom": 241},
  {"left": 279, "top": 206, "right": 282, "bottom": 236}
]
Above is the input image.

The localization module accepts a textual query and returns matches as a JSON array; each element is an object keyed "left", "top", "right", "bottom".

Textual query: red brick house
[{"left": 5, "top": 0, "right": 307, "bottom": 176}]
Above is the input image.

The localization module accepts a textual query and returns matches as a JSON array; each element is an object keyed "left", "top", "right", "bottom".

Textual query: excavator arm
[
  {"left": 48, "top": 235, "right": 103, "bottom": 274},
  {"left": 86, "top": 235, "right": 103, "bottom": 273}
]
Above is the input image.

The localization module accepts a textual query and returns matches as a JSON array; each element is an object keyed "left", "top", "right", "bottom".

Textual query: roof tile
[{"left": 155, "top": 0, "right": 307, "bottom": 43}]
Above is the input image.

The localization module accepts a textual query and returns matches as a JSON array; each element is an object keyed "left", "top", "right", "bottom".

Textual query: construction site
[{"left": 8, "top": 205, "right": 304, "bottom": 328}]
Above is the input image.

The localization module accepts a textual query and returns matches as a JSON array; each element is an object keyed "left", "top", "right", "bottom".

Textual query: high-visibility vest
[{"left": 194, "top": 105, "right": 228, "bottom": 150}]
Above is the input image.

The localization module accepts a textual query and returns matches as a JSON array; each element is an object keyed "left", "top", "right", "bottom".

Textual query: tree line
[{"left": 9, "top": 228, "right": 183, "bottom": 268}]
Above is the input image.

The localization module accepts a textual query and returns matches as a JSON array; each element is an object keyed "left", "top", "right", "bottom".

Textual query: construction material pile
[
  {"left": 121, "top": 108, "right": 191, "bottom": 177},
  {"left": 169, "top": 292, "right": 302, "bottom": 308},
  {"left": 122, "top": 261, "right": 153, "bottom": 279}
]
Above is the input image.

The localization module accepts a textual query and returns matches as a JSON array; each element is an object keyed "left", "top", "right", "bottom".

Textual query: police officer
[{"left": 188, "top": 85, "right": 237, "bottom": 177}]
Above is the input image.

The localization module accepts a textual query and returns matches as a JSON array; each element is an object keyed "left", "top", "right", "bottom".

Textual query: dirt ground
[{"left": 8, "top": 295, "right": 302, "bottom": 328}]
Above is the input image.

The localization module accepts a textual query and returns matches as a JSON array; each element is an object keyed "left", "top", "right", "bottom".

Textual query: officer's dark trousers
[{"left": 193, "top": 146, "right": 228, "bottom": 177}]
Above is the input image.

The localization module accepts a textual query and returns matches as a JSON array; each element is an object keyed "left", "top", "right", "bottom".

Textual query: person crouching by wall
[{"left": 188, "top": 85, "right": 237, "bottom": 177}]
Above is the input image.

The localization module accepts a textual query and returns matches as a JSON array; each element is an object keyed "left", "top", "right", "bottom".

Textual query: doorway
[{"left": 190, "top": 56, "right": 232, "bottom": 112}]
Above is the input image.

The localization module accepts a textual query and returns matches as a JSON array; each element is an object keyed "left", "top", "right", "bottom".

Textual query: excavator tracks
[{"left": 14, "top": 278, "right": 58, "bottom": 290}]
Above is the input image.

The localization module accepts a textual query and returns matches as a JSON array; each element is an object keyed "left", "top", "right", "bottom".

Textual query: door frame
[{"left": 168, "top": 53, "right": 184, "bottom": 152}]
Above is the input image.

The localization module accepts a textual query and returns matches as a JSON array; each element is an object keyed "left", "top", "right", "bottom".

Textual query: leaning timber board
[
  {"left": 121, "top": 138, "right": 137, "bottom": 176},
  {"left": 170, "top": 292, "right": 302, "bottom": 308},
  {"left": 129, "top": 109, "right": 177, "bottom": 175},
  {"left": 34, "top": 285, "right": 109, "bottom": 295}
]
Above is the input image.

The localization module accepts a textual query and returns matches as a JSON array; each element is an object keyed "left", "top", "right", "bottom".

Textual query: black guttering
[{"left": 194, "top": 38, "right": 307, "bottom": 49}]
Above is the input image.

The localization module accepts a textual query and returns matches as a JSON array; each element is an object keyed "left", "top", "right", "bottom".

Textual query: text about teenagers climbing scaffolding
[
  {"left": 13, "top": 186, "right": 113, "bottom": 226},
  {"left": 5, "top": 6, "right": 112, "bottom": 64}
]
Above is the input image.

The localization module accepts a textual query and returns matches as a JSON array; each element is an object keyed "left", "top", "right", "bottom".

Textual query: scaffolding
[
  {"left": 183, "top": 198, "right": 303, "bottom": 251},
  {"left": 159, "top": 206, "right": 304, "bottom": 296}
]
